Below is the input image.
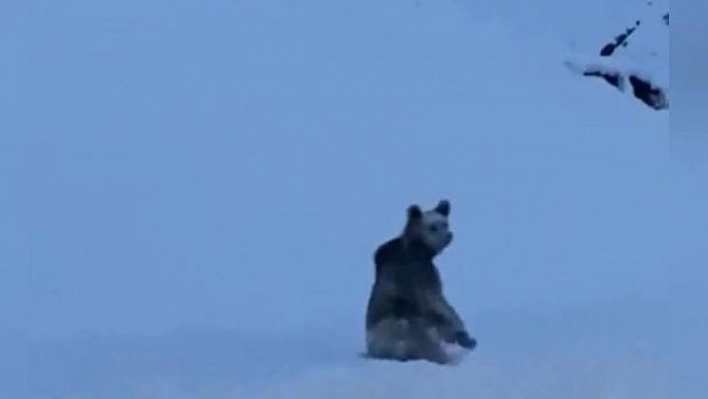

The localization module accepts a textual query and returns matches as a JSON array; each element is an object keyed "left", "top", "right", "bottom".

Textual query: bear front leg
[{"left": 424, "top": 292, "right": 476, "bottom": 350}]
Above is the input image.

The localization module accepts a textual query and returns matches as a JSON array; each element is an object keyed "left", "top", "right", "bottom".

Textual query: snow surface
[{"left": 0, "top": 0, "right": 703, "bottom": 398}]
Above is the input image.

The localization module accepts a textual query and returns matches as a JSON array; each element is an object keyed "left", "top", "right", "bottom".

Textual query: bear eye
[{"left": 429, "top": 222, "right": 447, "bottom": 233}]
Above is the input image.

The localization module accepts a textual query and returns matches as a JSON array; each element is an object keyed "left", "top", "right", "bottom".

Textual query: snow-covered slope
[
  {"left": 563, "top": 0, "right": 669, "bottom": 110},
  {"left": 1, "top": 0, "right": 695, "bottom": 398}
]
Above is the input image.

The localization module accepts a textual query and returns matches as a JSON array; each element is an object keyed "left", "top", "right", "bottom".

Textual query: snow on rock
[{"left": 564, "top": 0, "right": 669, "bottom": 111}]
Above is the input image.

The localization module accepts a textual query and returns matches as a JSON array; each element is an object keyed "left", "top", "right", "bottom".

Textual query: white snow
[{"left": 0, "top": 0, "right": 699, "bottom": 398}]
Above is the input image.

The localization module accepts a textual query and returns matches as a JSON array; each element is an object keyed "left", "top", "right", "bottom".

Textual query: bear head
[{"left": 402, "top": 199, "right": 453, "bottom": 256}]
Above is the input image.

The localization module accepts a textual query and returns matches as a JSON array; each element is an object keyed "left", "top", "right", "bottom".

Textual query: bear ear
[
  {"left": 407, "top": 204, "right": 423, "bottom": 221},
  {"left": 434, "top": 199, "right": 451, "bottom": 216}
]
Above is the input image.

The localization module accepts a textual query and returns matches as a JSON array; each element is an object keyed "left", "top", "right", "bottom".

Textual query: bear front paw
[{"left": 455, "top": 331, "right": 477, "bottom": 350}]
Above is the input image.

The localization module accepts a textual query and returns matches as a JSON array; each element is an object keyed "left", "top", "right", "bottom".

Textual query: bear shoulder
[{"left": 374, "top": 237, "right": 405, "bottom": 267}]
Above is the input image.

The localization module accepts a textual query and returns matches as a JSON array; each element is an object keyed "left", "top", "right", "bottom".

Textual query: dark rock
[
  {"left": 583, "top": 70, "right": 622, "bottom": 90},
  {"left": 599, "top": 21, "right": 640, "bottom": 57},
  {"left": 628, "top": 75, "right": 668, "bottom": 110}
]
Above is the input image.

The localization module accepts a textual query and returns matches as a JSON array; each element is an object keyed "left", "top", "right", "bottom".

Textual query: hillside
[{"left": 0, "top": 0, "right": 689, "bottom": 398}]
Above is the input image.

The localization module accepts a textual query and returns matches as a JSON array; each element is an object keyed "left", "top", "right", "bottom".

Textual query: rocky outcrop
[{"left": 565, "top": 2, "right": 668, "bottom": 111}]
